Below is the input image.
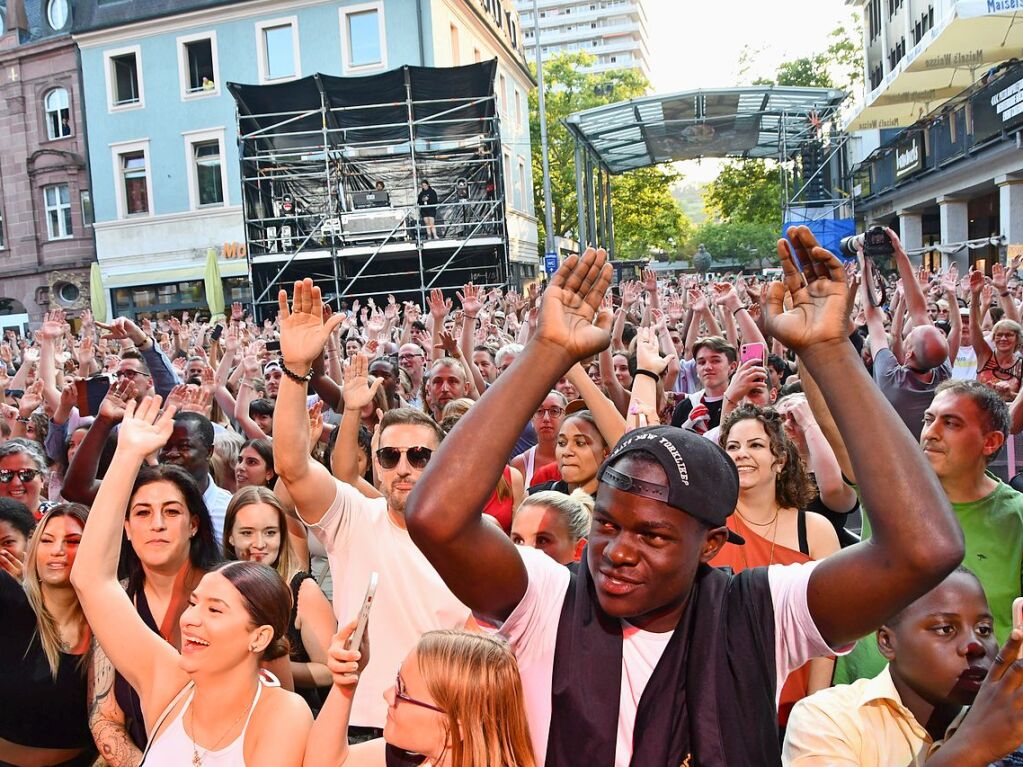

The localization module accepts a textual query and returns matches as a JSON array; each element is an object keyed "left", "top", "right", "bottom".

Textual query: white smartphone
[{"left": 346, "top": 572, "right": 378, "bottom": 652}]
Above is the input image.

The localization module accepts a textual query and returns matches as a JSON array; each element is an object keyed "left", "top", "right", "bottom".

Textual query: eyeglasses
[
  {"left": 395, "top": 670, "right": 446, "bottom": 714},
  {"left": 534, "top": 406, "right": 564, "bottom": 420},
  {"left": 115, "top": 369, "right": 151, "bottom": 380},
  {"left": 399, "top": 353, "right": 424, "bottom": 361},
  {"left": 376, "top": 446, "right": 433, "bottom": 470},
  {"left": 0, "top": 468, "right": 43, "bottom": 484}
]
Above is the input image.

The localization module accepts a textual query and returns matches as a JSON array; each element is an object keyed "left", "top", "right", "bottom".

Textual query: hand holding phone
[
  {"left": 740, "top": 342, "right": 767, "bottom": 367},
  {"left": 346, "top": 572, "right": 378, "bottom": 652}
]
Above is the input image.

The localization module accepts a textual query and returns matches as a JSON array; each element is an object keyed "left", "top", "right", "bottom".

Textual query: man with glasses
[
  {"left": 273, "top": 281, "right": 470, "bottom": 741},
  {"left": 97, "top": 318, "right": 180, "bottom": 400},
  {"left": 398, "top": 343, "right": 426, "bottom": 408}
]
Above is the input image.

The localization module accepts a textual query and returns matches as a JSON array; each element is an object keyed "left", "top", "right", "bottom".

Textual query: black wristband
[
  {"left": 634, "top": 368, "right": 661, "bottom": 382},
  {"left": 280, "top": 362, "right": 313, "bottom": 384}
]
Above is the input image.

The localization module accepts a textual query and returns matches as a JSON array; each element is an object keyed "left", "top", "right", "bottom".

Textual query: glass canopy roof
[{"left": 565, "top": 86, "right": 847, "bottom": 174}]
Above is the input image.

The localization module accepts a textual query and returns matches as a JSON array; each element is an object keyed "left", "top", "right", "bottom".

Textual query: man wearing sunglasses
[
  {"left": 405, "top": 238, "right": 963, "bottom": 767},
  {"left": 273, "top": 286, "right": 470, "bottom": 742}
]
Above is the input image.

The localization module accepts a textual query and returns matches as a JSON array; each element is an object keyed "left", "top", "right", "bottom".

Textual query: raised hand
[
  {"left": 18, "top": 380, "right": 44, "bottom": 417},
  {"left": 724, "top": 359, "right": 769, "bottom": 405},
  {"left": 642, "top": 268, "right": 657, "bottom": 293},
  {"left": 981, "top": 282, "right": 996, "bottom": 308},
  {"left": 116, "top": 396, "right": 175, "bottom": 459},
  {"left": 764, "top": 226, "right": 853, "bottom": 353},
  {"left": 434, "top": 330, "right": 459, "bottom": 358},
  {"left": 341, "top": 354, "right": 383, "bottom": 411},
  {"left": 711, "top": 282, "right": 738, "bottom": 306},
  {"left": 687, "top": 288, "right": 707, "bottom": 313},
  {"left": 326, "top": 617, "right": 370, "bottom": 692},
  {"left": 96, "top": 317, "right": 143, "bottom": 344},
  {"left": 180, "top": 386, "right": 212, "bottom": 417},
  {"left": 383, "top": 295, "right": 399, "bottom": 322},
  {"left": 164, "top": 383, "right": 190, "bottom": 414},
  {"left": 635, "top": 327, "right": 668, "bottom": 375},
  {"left": 231, "top": 301, "right": 244, "bottom": 322},
  {"left": 993, "top": 263, "right": 1009, "bottom": 293},
  {"left": 38, "top": 309, "right": 67, "bottom": 341},
  {"left": 535, "top": 247, "right": 613, "bottom": 362},
  {"left": 308, "top": 401, "right": 324, "bottom": 450},
  {"left": 457, "top": 282, "right": 484, "bottom": 317},
  {"left": 620, "top": 280, "right": 642, "bottom": 308},
  {"left": 969, "top": 268, "right": 985, "bottom": 297},
  {"left": 427, "top": 288, "right": 452, "bottom": 321},
  {"left": 98, "top": 377, "right": 138, "bottom": 423},
  {"left": 277, "top": 278, "right": 344, "bottom": 374}
]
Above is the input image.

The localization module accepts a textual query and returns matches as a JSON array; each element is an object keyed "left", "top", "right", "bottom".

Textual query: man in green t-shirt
[{"left": 806, "top": 378, "right": 1023, "bottom": 685}]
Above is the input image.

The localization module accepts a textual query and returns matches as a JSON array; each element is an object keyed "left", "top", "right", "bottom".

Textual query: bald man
[{"left": 863, "top": 295, "right": 953, "bottom": 440}]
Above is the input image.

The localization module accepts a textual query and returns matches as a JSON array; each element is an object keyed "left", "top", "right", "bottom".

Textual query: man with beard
[
  {"left": 273, "top": 284, "right": 470, "bottom": 740},
  {"left": 424, "top": 357, "right": 470, "bottom": 421}
]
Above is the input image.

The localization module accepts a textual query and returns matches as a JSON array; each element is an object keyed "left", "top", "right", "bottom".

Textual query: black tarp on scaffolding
[{"left": 229, "top": 60, "right": 511, "bottom": 313}]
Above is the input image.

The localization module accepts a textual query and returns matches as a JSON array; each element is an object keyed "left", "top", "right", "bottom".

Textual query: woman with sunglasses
[
  {"left": 0, "top": 438, "right": 53, "bottom": 519},
  {"left": 510, "top": 392, "right": 566, "bottom": 488},
  {"left": 72, "top": 397, "right": 312, "bottom": 767},
  {"left": 1, "top": 503, "right": 96, "bottom": 767},
  {"left": 307, "top": 621, "right": 535, "bottom": 767}
]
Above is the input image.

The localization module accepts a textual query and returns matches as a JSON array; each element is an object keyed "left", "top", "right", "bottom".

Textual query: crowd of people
[{"left": 2, "top": 226, "right": 1023, "bottom": 766}]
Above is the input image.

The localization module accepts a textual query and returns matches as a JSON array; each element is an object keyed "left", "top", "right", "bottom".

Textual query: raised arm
[
  {"left": 70, "top": 397, "right": 185, "bottom": 712},
  {"left": 457, "top": 283, "right": 488, "bottom": 394},
  {"left": 273, "top": 280, "right": 346, "bottom": 525},
  {"left": 330, "top": 355, "right": 383, "bottom": 498},
  {"left": 969, "top": 269, "right": 994, "bottom": 366},
  {"left": 993, "top": 263, "right": 1022, "bottom": 324},
  {"left": 406, "top": 249, "right": 613, "bottom": 620},
  {"left": 565, "top": 361, "right": 626, "bottom": 447},
  {"left": 889, "top": 228, "right": 930, "bottom": 328},
  {"left": 62, "top": 378, "right": 137, "bottom": 505},
  {"left": 766, "top": 227, "right": 963, "bottom": 647}
]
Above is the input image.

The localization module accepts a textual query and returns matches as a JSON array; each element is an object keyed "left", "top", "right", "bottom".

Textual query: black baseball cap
[{"left": 597, "top": 425, "right": 744, "bottom": 544}]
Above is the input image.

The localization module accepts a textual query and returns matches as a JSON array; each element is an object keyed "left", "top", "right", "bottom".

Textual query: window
[
  {"left": 80, "top": 190, "right": 93, "bottom": 227},
  {"left": 0, "top": 10, "right": 5, "bottom": 35},
  {"left": 47, "top": 0, "right": 69, "bottom": 30},
  {"left": 256, "top": 18, "right": 299, "bottom": 83},
  {"left": 517, "top": 160, "right": 527, "bottom": 212},
  {"left": 184, "top": 130, "right": 228, "bottom": 210},
  {"left": 44, "top": 88, "right": 71, "bottom": 140},
  {"left": 498, "top": 73, "right": 506, "bottom": 115},
  {"left": 341, "top": 4, "right": 385, "bottom": 72},
  {"left": 43, "top": 184, "right": 72, "bottom": 240},
  {"left": 105, "top": 47, "right": 143, "bottom": 109},
  {"left": 450, "top": 24, "right": 460, "bottom": 65},
  {"left": 178, "top": 33, "right": 219, "bottom": 98},
  {"left": 112, "top": 142, "right": 152, "bottom": 218},
  {"left": 514, "top": 88, "right": 522, "bottom": 130},
  {"left": 503, "top": 149, "right": 512, "bottom": 202}
]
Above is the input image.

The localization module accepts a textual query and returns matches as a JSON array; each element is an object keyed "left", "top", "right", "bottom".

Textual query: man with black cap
[{"left": 406, "top": 233, "right": 964, "bottom": 767}]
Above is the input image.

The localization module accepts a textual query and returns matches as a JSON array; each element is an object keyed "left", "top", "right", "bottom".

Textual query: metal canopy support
[
  {"left": 575, "top": 142, "right": 588, "bottom": 247},
  {"left": 604, "top": 171, "right": 615, "bottom": 259},
  {"left": 595, "top": 165, "right": 605, "bottom": 249},
  {"left": 584, "top": 151, "right": 596, "bottom": 250}
]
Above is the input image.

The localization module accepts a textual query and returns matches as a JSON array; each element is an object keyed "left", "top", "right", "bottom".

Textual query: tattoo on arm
[{"left": 88, "top": 640, "right": 143, "bottom": 767}]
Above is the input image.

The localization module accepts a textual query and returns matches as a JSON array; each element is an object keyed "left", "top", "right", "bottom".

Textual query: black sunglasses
[
  {"left": 375, "top": 446, "right": 433, "bottom": 470},
  {"left": 0, "top": 468, "right": 43, "bottom": 484}
]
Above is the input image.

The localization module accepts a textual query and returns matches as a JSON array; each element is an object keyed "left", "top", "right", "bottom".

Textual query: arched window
[
  {"left": 45, "top": 88, "right": 71, "bottom": 140},
  {"left": 47, "top": 0, "right": 69, "bottom": 30}
]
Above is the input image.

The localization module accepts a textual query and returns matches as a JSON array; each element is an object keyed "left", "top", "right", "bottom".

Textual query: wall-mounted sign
[
  {"left": 894, "top": 135, "right": 924, "bottom": 179},
  {"left": 974, "top": 66, "right": 1023, "bottom": 142},
  {"left": 223, "top": 242, "right": 247, "bottom": 259}
]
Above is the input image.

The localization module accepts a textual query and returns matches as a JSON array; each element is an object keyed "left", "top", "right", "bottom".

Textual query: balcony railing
[{"left": 851, "top": 59, "right": 1023, "bottom": 202}]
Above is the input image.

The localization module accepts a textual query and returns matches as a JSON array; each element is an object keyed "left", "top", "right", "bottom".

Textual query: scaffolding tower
[{"left": 229, "top": 61, "right": 510, "bottom": 321}]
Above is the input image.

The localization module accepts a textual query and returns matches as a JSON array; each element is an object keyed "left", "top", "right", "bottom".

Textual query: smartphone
[
  {"left": 210, "top": 324, "right": 224, "bottom": 342},
  {"left": 1013, "top": 597, "right": 1023, "bottom": 657},
  {"left": 740, "top": 342, "right": 768, "bottom": 367},
  {"left": 265, "top": 339, "right": 281, "bottom": 353},
  {"left": 75, "top": 375, "right": 111, "bottom": 417},
  {"left": 346, "top": 572, "right": 378, "bottom": 652}
]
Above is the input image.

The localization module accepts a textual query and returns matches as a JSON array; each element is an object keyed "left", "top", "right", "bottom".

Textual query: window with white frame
[
  {"left": 518, "top": 160, "right": 527, "bottom": 212},
  {"left": 498, "top": 73, "right": 506, "bottom": 115},
  {"left": 44, "top": 184, "right": 72, "bottom": 240},
  {"left": 44, "top": 88, "right": 71, "bottom": 140},
  {"left": 179, "top": 33, "right": 218, "bottom": 97},
  {"left": 184, "top": 130, "right": 228, "bottom": 210},
  {"left": 503, "top": 149, "right": 512, "bottom": 202},
  {"left": 47, "top": 0, "right": 69, "bottom": 30},
  {"left": 514, "top": 88, "right": 522, "bottom": 131},
  {"left": 257, "top": 18, "right": 299, "bottom": 82},
  {"left": 341, "top": 4, "right": 385, "bottom": 71},
  {"left": 107, "top": 48, "right": 142, "bottom": 108},
  {"left": 113, "top": 144, "right": 152, "bottom": 218}
]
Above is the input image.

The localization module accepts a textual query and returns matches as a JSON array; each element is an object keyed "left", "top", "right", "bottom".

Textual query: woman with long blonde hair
[
  {"left": 0, "top": 503, "right": 95, "bottom": 766},
  {"left": 306, "top": 626, "right": 535, "bottom": 767}
]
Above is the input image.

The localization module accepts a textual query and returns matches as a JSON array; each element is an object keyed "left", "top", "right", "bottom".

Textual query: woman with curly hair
[{"left": 713, "top": 404, "right": 840, "bottom": 727}]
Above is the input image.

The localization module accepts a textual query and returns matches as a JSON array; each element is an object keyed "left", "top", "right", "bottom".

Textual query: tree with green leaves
[
  {"left": 687, "top": 220, "right": 780, "bottom": 270},
  {"left": 703, "top": 159, "right": 783, "bottom": 228},
  {"left": 528, "top": 52, "right": 690, "bottom": 257}
]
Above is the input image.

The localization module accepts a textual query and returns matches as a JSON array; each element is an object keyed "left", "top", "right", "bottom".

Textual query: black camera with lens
[{"left": 839, "top": 225, "right": 895, "bottom": 260}]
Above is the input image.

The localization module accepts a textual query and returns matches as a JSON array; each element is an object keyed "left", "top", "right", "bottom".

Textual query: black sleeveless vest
[{"left": 545, "top": 561, "right": 780, "bottom": 767}]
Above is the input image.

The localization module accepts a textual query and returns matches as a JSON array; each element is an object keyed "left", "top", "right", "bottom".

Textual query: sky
[{"left": 644, "top": 0, "right": 858, "bottom": 183}]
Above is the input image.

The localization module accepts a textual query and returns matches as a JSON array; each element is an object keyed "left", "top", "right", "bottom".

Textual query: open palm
[
  {"left": 536, "top": 248, "right": 613, "bottom": 361},
  {"left": 342, "top": 354, "right": 382, "bottom": 410},
  {"left": 117, "top": 397, "right": 175, "bottom": 458},
  {"left": 765, "top": 227, "right": 852, "bottom": 352},
  {"left": 278, "top": 279, "right": 343, "bottom": 369}
]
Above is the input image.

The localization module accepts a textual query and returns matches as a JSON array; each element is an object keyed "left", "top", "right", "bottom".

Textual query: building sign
[
  {"left": 959, "top": 0, "right": 1023, "bottom": 17},
  {"left": 894, "top": 135, "right": 924, "bottom": 180},
  {"left": 223, "top": 242, "right": 247, "bottom": 259},
  {"left": 973, "top": 65, "right": 1023, "bottom": 143},
  {"left": 474, "top": 0, "right": 522, "bottom": 53}
]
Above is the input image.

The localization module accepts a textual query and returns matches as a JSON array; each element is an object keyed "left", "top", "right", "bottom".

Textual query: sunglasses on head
[
  {"left": 375, "top": 446, "right": 433, "bottom": 470},
  {"left": 0, "top": 468, "right": 43, "bottom": 484}
]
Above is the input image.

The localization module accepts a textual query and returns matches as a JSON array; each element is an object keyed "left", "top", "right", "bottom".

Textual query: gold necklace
[
  {"left": 189, "top": 686, "right": 257, "bottom": 767},
  {"left": 735, "top": 504, "right": 779, "bottom": 527}
]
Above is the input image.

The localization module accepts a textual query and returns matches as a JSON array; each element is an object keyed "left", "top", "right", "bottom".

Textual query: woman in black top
[
  {"left": 0, "top": 503, "right": 95, "bottom": 767},
  {"left": 417, "top": 180, "right": 439, "bottom": 240}
]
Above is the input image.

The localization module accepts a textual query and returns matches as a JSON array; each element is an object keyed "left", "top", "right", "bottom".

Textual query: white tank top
[
  {"left": 523, "top": 445, "right": 538, "bottom": 487},
  {"left": 143, "top": 681, "right": 263, "bottom": 766}
]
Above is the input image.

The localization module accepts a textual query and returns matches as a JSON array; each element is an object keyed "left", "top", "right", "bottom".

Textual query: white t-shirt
[
  {"left": 952, "top": 345, "right": 977, "bottom": 381},
  {"left": 486, "top": 546, "right": 846, "bottom": 767},
  {"left": 202, "top": 479, "right": 232, "bottom": 544},
  {"left": 301, "top": 480, "right": 471, "bottom": 728}
]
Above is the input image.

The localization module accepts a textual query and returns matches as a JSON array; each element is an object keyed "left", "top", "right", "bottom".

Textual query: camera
[{"left": 839, "top": 225, "right": 895, "bottom": 260}]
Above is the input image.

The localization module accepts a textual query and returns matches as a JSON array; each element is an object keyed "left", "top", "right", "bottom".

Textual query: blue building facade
[{"left": 73, "top": 0, "right": 536, "bottom": 318}]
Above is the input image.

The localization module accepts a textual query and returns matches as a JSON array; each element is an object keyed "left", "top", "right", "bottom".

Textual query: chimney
[{"left": 6, "top": 0, "right": 29, "bottom": 32}]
